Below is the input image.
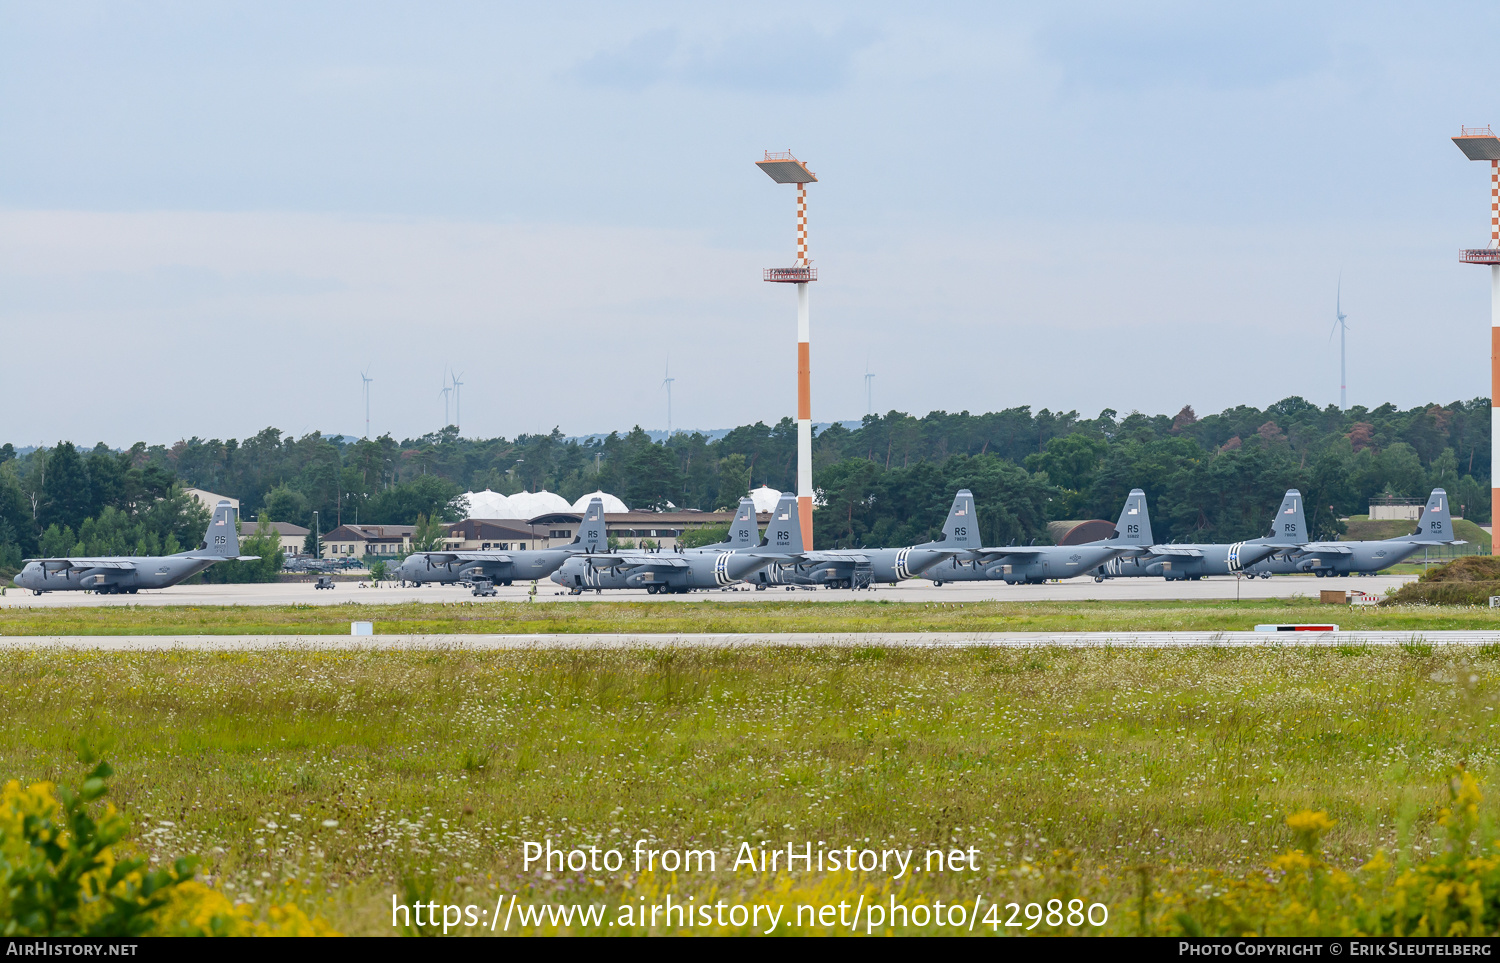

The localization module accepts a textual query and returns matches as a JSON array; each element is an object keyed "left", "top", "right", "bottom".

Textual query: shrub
[
  {"left": 1419, "top": 556, "right": 1500, "bottom": 583},
  {"left": 1155, "top": 767, "right": 1500, "bottom": 936},
  {"left": 0, "top": 760, "right": 337, "bottom": 937}
]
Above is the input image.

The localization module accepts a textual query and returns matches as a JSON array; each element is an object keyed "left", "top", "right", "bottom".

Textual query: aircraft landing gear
[{"left": 33, "top": 590, "right": 43, "bottom": 596}]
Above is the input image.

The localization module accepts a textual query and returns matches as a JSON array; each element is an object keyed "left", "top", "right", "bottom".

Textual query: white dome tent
[
  {"left": 571, "top": 490, "right": 629, "bottom": 514},
  {"left": 748, "top": 485, "right": 782, "bottom": 513},
  {"left": 505, "top": 490, "right": 573, "bottom": 518},
  {"left": 460, "top": 490, "right": 512, "bottom": 519}
]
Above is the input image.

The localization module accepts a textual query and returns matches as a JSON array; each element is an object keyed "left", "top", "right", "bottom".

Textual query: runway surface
[
  {"left": 3, "top": 630, "right": 1494, "bottom": 651},
  {"left": 0, "top": 574, "right": 1415, "bottom": 608}
]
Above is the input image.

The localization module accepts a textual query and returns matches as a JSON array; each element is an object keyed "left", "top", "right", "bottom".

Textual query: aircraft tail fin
[
  {"left": 200, "top": 500, "right": 241, "bottom": 558},
  {"left": 1108, "top": 489, "right": 1153, "bottom": 547},
  {"left": 918, "top": 489, "right": 981, "bottom": 550},
  {"left": 1407, "top": 488, "right": 1457, "bottom": 543},
  {"left": 762, "top": 493, "right": 804, "bottom": 554},
  {"left": 574, "top": 497, "right": 607, "bottom": 552},
  {"left": 1258, "top": 489, "right": 1306, "bottom": 544},
  {"left": 727, "top": 497, "right": 760, "bottom": 549}
]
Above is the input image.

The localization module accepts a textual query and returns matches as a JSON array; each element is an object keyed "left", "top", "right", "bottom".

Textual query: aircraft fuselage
[
  {"left": 1093, "top": 542, "right": 1281, "bottom": 580},
  {"left": 396, "top": 548, "right": 580, "bottom": 585},
  {"left": 551, "top": 551, "right": 773, "bottom": 594},
  {"left": 929, "top": 544, "right": 1126, "bottom": 584},
  {"left": 13, "top": 555, "right": 221, "bottom": 594},
  {"left": 1244, "top": 540, "right": 1426, "bottom": 576}
]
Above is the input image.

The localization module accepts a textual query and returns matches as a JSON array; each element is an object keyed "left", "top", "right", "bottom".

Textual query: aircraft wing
[
  {"left": 1300, "top": 543, "right": 1353, "bottom": 555},
  {"left": 802, "top": 551, "right": 866, "bottom": 563},
  {"left": 977, "top": 545, "right": 1142, "bottom": 562},
  {"left": 182, "top": 555, "right": 262, "bottom": 561},
  {"left": 974, "top": 547, "right": 1042, "bottom": 561},
  {"left": 585, "top": 554, "right": 689, "bottom": 569},
  {"left": 1145, "top": 547, "right": 1204, "bottom": 558},
  {"left": 624, "top": 556, "right": 690, "bottom": 569},
  {"left": 27, "top": 558, "right": 138, "bottom": 571},
  {"left": 421, "top": 552, "right": 514, "bottom": 564}
]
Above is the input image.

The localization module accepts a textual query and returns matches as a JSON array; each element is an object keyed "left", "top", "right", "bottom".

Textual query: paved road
[
  {"left": 0, "top": 630, "right": 1493, "bottom": 651},
  {"left": 0, "top": 574, "right": 1414, "bottom": 608}
]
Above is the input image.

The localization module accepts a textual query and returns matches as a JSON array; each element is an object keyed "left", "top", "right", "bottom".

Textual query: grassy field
[
  {"left": 3, "top": 644, "right": 1498, "bottom": 934},
  {"left": 6, "top": 597, "right": 1500, "bottom": 637}
]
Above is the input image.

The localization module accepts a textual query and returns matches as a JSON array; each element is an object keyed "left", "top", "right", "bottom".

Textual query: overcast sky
[{"left": 3, "top": 1, "right": 1498, "bottom": 447}]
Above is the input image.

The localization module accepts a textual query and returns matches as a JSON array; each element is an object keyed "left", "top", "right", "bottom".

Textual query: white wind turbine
[
  {"left": 662, "top": 359, "right": 675, "bottom": 437},
  {"left": 864, "top": 357, "right": 875, "bottom": 417},
  {"left": 451, "top": 370, "right": 464, "bottom": 433},
  {"left": 1330, "top": 279, "right": 1349, "bottom": 410},
  {"left": 360, "top": 367, "right": 373, "bottom": 439}
]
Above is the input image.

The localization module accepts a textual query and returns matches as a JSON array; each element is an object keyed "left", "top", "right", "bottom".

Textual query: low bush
[
  {"left": 1152, "top": 767, "right": 1500, "bottom": 937},
  {"left": 0, "top": 758, "right": 336, "bottom": 937},
  {"left": 1381, "top": 556, "right": 1500, "bottom": 605},
  {"left": 1416, "top": 556, "right": 1500, "bottom": 583}
]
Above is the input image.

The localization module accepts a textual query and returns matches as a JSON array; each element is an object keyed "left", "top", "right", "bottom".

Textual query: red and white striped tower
[
  {"left": 1453, "top": 128, "right": 1500, "bottom": 525},
  {"left": 757, "top": 151, "right": 818, "bottom": 550}
]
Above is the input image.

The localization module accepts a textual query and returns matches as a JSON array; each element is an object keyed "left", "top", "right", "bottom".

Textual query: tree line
[{"left": 0, "top": 395, "right": 1487, "bottom": 573}]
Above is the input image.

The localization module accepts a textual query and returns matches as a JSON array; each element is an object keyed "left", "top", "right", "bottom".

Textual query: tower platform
[
  {"left": 763, "top": 267, "right": 817, "bottom": 282},
  {"left": 1453, "top": 128, "right": 1500, "bottom": 160}
]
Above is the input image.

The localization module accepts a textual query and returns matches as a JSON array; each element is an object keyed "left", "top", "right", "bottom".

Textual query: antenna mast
[{"left": 864, "top": 360, "right": 875, "bottom": 417}]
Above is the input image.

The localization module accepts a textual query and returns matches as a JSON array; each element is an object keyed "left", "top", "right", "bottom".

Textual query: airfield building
[{"left": 238, "top": 517, "right": 310, "bottom": 557}]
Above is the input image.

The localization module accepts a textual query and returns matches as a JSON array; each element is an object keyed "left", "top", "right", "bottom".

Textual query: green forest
[{"left": 0, "top": 395, "right": 1487, "bottom": 572}]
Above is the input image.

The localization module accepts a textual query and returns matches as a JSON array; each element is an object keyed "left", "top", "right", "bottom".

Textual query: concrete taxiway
[
  {"left": 0, "top": 574, "right": 1415, "bottom": 608},
  {"left": 2, "top": 630, "right": 1494, "bottom": 651}
]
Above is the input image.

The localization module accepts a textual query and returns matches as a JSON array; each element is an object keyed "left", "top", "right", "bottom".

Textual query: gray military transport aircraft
[
  {"left": 12, "top": 500, "right": 257, "bottom": 595},
  {"left": 1242, "top": 488, "right": 1460, "bottom": 577},
  {"left": 394, "top": 497, "right": 608, "bottom": 585},
  {"left": 749, "top": 489, "right": 985, "bottom": 589},
  {"left": 551, "top": 493, "right": 805, "bottom": 594},
  {"left": 1090, "top": 490, "right": 1307, "bottom": 581},
  {"left": 923, "top": 488, "right": 1155, "bottom": 585}
]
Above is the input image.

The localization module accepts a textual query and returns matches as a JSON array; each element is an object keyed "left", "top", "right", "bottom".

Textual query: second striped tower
[
  {"left": 1453, "top": 127, "right": 1500, "bottom": 525},
  {"left": 757, "top": 150, "right": 819, "bottom": 550}
]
